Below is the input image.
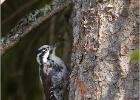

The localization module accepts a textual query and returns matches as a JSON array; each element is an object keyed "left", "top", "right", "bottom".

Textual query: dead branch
[{"left": 1, "top": 0, "right": 72, "bottom": 54}]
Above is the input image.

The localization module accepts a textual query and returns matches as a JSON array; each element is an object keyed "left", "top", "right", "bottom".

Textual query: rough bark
[
  {"left": 1, "top": 0, "right": 72, "bottom": 54},
  {"left": 1, "top": 0, "right": 139, "bottom": 100},
  {"left": 69, "top": 0, "right": 139, "bottom": 100}
]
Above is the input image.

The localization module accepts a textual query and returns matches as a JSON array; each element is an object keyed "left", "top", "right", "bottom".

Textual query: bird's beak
[
  {"left": 50, "top": 43, "right": 56, "bottom": 52},
  {"left": 52, "top": 42, "right": 59, "bottom": 49}
]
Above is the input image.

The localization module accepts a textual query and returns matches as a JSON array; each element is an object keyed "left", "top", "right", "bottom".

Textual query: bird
[{"left": 36, "top": 44, "right": 68, "bottom": 100}]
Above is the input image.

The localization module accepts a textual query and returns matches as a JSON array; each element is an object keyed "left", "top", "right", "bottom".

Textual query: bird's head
[{"left": 36, "top": 44, "right": 57, "bottom": 65}]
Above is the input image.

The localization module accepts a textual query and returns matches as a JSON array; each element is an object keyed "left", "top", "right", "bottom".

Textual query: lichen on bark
[
  {"left": 1, "top": 0, "right": 72, "bottom": 54},
  {"left": 69, "top": 0, "right": 139, "bottom": 100}
]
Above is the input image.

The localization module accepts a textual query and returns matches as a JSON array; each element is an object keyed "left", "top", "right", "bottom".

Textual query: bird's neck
[{"left": 50, "top": 53, "right": 60, "bottom": 62}]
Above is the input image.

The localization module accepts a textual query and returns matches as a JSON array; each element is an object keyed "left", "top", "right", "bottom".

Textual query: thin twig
[{"left": 2, "top": 0, "right": 39, "bottom": 25}]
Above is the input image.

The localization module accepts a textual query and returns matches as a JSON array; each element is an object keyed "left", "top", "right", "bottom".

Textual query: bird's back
[{"left": 40, "top": 58, "right": 67, "bottom": 100}]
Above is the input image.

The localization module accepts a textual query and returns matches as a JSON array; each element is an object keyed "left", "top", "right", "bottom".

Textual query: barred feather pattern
[{"left": 37, "top": 45, "right": 68, "bottom": 100}]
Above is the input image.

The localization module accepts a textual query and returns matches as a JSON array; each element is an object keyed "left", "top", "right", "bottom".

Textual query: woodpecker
[{"left": 36, "top": 44, "right": 68, "bottom": 100}]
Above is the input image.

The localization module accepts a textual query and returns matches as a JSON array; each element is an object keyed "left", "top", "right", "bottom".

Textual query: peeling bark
[{"left": 69, "top": 0, "right": 139, "bottom": 100}]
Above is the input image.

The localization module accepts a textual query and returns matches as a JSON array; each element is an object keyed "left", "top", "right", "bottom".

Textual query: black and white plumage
[{"left": 36, "top": 45, "right": 68, "bottom": 100}]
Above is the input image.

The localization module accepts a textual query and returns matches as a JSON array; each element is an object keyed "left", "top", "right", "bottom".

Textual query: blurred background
[{"left": 1, "top": 0, "right": 73, "bottom": 100}]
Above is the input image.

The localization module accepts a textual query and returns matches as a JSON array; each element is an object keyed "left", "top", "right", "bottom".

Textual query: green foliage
[{"left": 130, "top": 50, "right": 140, "bottom": 61}]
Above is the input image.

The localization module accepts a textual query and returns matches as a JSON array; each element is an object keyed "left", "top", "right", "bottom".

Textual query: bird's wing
[{"left": 40, "top": 64, "right": 57, "bottom": 100}]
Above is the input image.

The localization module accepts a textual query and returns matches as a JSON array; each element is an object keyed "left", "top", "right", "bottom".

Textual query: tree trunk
[{"left": 69, "top": 0, "right": 139, "bottom": 100}]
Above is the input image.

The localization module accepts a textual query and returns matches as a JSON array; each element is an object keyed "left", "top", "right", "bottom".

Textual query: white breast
[{"left": 42, "top": 51, "right": 50, "bottom": 64}]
